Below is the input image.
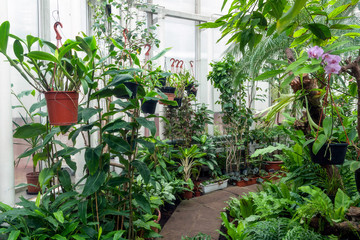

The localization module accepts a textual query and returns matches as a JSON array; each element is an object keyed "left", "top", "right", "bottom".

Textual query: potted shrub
[
  {"left": 0, "top": 21, "right": 95, "bottom": 126},
  {"left": 174, "top": 145, "right": 206, "bottom": 200},
  {"left": 12, "top": 90, "right": 48, "bottom": 194}
]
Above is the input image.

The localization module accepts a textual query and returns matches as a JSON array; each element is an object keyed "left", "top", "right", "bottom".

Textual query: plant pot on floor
[
  {"left": 141, "top": 99, "right": 158, "bottom": 114},
  {"left": 114, "top": 82, "right": 138, "bottom": 99},
  {"left": 355, "top": 168, "right": 360, "bottom": 193},
  {"left": 264, "top": 161, "right": 284, "bottom": 172},
  {"left": 236, "top": 180, "right": 247, "bottom": 187},
  {"left": 309, "top": 142, "right": 348, "bottom": 165},
  {"left": 45, "top": 91, "right": 79, "bottom": 126},
  {"left": 182, "top": 190, "right": 193, "bottom": 200},
  {"left": 26, "top": 172, "right": 40, "bottom": 194}
]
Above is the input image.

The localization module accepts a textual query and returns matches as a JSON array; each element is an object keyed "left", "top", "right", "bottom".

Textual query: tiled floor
[{"left": 160, "top": 184, "right": 259, "bottom": 239}]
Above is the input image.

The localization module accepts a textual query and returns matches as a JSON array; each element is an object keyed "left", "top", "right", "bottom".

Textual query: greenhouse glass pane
[
  {"left": 8, "top": 0, "right": 39, "bottom": 187},
  {"left": 162, "top": 17, "right": 195, "bottom": 72},
  {"left": 49, "top": 0, "right": 88, "bottom": 41},
  {"left": 200, "top": 0, "right": 224, "bottom": 15},
  {"left": 153, "top": 0, "right": 195, "bottom": 13}
]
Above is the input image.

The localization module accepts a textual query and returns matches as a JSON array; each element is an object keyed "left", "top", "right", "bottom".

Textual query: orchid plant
[{"left": 306, "top": 46, "right": 354, "bottom": 154}]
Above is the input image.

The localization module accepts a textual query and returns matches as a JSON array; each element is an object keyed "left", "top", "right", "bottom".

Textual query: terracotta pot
[
  {"left": 150, "top": 208, "right": 161, "bottom": 233},
  {"left": 264, "top": 161, "right": 284, "bottom": 172},
  {"left": 26, "top": 172, "right": 41, "bottom": 194},
  {"left": 194, "top": 191, "right": 201, "bottom": 197},
  {"left": 236, "top": 180, "right": 247, "bottom": 187},
  {"left": 247, "top": 177, "right": 257, "bottom": 185},
  {"left": 183, "top": 190, "right": 193, "bottom": 200},
  {"left": 45, "top": 91, "right": 78, "bottom": 126},
  {"left": 159, "top": 87, "right": 176, "bottom": 103}
]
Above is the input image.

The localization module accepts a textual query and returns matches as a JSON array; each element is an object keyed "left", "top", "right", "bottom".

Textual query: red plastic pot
[
  {"left": 264, "top": 161, "right": 283, "bottom": 172},
  {"left": 26, "top": 172, "right": 40, "bottom": 194},
  {"left": 236, "top": 180, "right": 247, "bottom": 187},
  {"left": 45, "top": 91, "right": 79, "bottom": 126}
]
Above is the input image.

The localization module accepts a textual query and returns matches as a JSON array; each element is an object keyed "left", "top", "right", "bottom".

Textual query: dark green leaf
[
  {"left": 305, "top": 23, "right": 331, "bottom": 40},
  {"left": 0, "top": 21, "right": 10, "bottom": 54},
  {"left": 103, "top": 134, "right": 131, "bottom": 153},
  {"left": 133, "top": 193, "right": 151, "bottom": 214},
  {"left": 131, "top": 160, "right": 151, "bottom": 184},
  {"left": 82, "top": 171, "right": 106, "bottom": 196},
  {"left": 13, "top": 40, "right": 24, "bottom": 62},
  {"left": 27, "top": 51, "right": 58, "bottom": 63},
  {"left": 254, "top": 70, "right": 285, "bottom": 81},
  {"left": 13, "top": 123, "right": 46, "bottom": 139},
  {"left": 78, "top": 200, "right": 88, "bottom": 224},
  {"left": 59, "top": 170, "right": 72, "bottom": 192},
  {"left": 85, "top": 146, "right": 101, "bottom": 175},
  {"left": 135, "top": 117, "right": 156, "bottom": 136}
]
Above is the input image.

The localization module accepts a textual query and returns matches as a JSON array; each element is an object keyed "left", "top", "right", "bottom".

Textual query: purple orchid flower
[
  {"left": 308, "top": 46, "right": 324, "bottom": 59},
  {"left": 324, "top": 63, "right": 341, "bottom": 74}
]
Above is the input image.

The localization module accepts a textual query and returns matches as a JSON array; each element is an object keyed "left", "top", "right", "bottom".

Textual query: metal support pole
[{"left": 0, "top": 0, "right": 15, "bottom": 206}]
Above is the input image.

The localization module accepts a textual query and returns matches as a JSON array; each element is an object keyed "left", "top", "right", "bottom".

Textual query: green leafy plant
[{"left": 0, "top": 21, "right": 94, "bottom": 93}]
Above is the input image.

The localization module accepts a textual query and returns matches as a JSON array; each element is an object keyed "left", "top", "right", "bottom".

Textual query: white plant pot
[{"left": 201, "top": 179, "right": 228, "bottom": 194}]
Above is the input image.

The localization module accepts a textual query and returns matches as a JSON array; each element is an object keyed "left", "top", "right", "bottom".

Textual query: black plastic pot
[
  {"left": 160, "top": 86, "right": 176, "bottom": 94},
  {"left": 187, "top": 89, "right": 197, "bottom": 97},
  {"left": 169, "top": 97, "right": 182, "bottom": 109},
  {"left": 185, "top": 83, "right": 194, "bottom": 91},
  {"left": 309, "top": 142, "right": 348, "bottom": 165},
  {"left": 141, "top": 99, "right": 158, "bottom": 114},
  {"left": 159, "top": 77, "right": 167, "bottom": 87},
  {"left": 115, "top": 82, "right": 138, "bottom": 99},
  {"left": 355, "top": 168, "right": 360, "bottom": 193}
]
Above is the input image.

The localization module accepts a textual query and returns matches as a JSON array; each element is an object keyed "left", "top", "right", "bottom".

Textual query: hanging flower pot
[
  {"left": 169, "top": 97, "right": 182, "bottom": 109},
  {"left": 141, "top": 99, "right": 158, "bottom": 114},
  {"left": 26, "top": 172, "right": 40, "bottom": 194},
  {"left": 159, "top": 77, "right": 167, "bottom": 87},
  {"left": 159, "top": 86, "right": 176, "bottom": 104},
  {"left": 114, "top": 82, "right": 138, "bottom": 99},
  {"left": 45, "top": 91, "right": 79, "bottom": 126},
  {"left": 309, "top": 142, "right": 348, "bottom": 165}
]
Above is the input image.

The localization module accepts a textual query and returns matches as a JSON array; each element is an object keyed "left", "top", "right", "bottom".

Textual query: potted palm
[{"left": 0, "top": 21, "right": 95, "bottom": 125}]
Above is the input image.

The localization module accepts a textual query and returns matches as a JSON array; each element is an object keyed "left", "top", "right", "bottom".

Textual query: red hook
[
  {"left": 123, "top": 28, "right": 128, "bottom": 46},
  {"left": 175, "top": 59, "right": 181, "bottom": 68},
  {"left": 170, "top": 58, "right": 175, "bottom": 67},
  {"left": 144, "top": 44, "right": 151, "bottom": 56},
  {"left": 54, "top": 22, "right": 63, "bottom": 41},
  {"left": 179, "top": 60, "right": 184, "bottom": 69},
  {"left": 190, "top": 60, "right": 194, "bottom": 68}
]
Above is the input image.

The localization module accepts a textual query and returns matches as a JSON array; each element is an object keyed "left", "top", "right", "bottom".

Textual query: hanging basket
[
  {"left": 114, "top": 82, "right": 138, "bottom": 99},
  {"left": 141, "top": 99, "right": 158, "bottom": 114},
  {"left": 309, "top": 142, "right": 348, "bottom": 165},
  {"left": 169, "top": 97, "right": 182, "bottom": 109},
  {"left": 159, "top": 87, "right": 176, "bottom": 104},
  {"left": 45, "top": 91, "right": 79, "bottom": 126}
]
